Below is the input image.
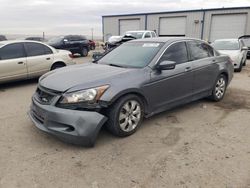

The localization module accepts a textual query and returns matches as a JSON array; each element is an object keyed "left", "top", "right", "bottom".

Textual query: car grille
[{"left": 35, "top": 86, "right": 61, "bottom": 105}]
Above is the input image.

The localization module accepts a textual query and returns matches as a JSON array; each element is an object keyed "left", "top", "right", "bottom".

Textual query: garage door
[
  {"left": 119, "top": 19, "right": 140, "bottom": 35},
  {"left": 210, "top": 14, "right": 247, "bottom": 42},
  {"left": 159, "top": 17, "right": 186, "bottom": 36}
]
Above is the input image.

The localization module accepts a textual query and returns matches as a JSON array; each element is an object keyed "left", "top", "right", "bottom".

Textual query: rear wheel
[
  {"left": 51, "top": 63, "right": 65, "bottom": 70},
  {"left": 210, "top": 74, "right": 227, "bottom": 102},
  {"left": 106, "top": 95, "right": 144, "bottom": 137},
  {"left": 80, "top": 47, "right": 88, "bottom": 57}
]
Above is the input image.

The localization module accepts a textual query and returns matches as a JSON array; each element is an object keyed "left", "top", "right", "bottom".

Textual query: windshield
[
  {"left": 241, "top": 38, "right": 250, "bottom": 47},
  {"left": 212, "top": 40, "right": 240, "bottom": 50},
  {"left": 125, "top": 32, "right": 144, "bottom": 39},
  {"left": 99, "top": 42, "right": 163, "bottom": 68},
  {"left": 48, "top": 36, "right": 63, "bottom": 44}
]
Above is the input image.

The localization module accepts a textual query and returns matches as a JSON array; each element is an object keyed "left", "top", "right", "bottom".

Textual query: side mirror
[
  {"left": 156, "top": 60, "right": 176, "bottom": 70},
  {"left": 242, "top": 46, "right": 248, "bottom": 51},
  {"left": 63, "top": 39, "right": 69, "bottom": 44}
]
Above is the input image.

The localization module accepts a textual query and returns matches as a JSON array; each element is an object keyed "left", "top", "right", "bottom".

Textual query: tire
[
  {"left": 235, "top": 59, "right": 243, "bottom": 72},
  {"left": 80, "top": 47, "right": 88, "bottom": 57},
  {"left": 51, "top": 63, "right": 65, "bottom": 70},
  {"left": 210, "top": 74, "right": 227, "bottom": 102},
  {"left": 243, "top": 58, "right": 247, "bottom": 66},
  {"left": 106, "top": 94, "right": 144, "bottom": 137}
]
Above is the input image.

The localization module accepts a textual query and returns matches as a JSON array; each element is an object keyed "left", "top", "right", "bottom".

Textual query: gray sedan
[{"left": 29, "top": 37, "right": 234, "bottom": 146}]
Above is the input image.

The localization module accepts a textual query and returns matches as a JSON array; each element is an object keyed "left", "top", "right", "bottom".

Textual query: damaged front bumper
[{"left": 28, "top": 96, "right": 107, "bottom": 147}]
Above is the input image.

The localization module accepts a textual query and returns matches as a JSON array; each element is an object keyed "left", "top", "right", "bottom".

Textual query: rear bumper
[{"left": 28, "top": 97, "right": 107, "bottom": 147}]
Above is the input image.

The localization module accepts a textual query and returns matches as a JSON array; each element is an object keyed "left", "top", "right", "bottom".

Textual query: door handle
[
  {"left": 46, "top": 57, "right": 51, "bottom": 60},
  {"left": 17, "top": 62, "right": 24, "bottom": 64},
  {"left": 185, "top": 67, "right": 192, "bottom": 72}
]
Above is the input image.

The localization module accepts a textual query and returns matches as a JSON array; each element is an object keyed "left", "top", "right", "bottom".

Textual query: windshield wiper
[{"left": 108, "top": 64, "right": 126, "bottom": 68}]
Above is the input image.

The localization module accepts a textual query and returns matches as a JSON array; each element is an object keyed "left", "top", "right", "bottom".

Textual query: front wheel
[
  {"left": 210, "top": 74, "right": 227, "bottom": 102},
  {"left": 80, "top": 47, "right": 88, "bottom": 57},
  {"left": 235, "top": 59, "right": 243, "bottom": 72},
  {"left": 106, "top": 95, "right": 144, "bottom": 137}
]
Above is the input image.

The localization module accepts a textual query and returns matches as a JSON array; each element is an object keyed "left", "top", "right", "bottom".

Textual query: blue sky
[{"left": 0, "top": 0, "right": 249, "bottom": 37}]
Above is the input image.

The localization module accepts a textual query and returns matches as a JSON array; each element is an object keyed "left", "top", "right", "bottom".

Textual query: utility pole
[{"left": 91, "top": 28, "right": 94, "bottom": 40}]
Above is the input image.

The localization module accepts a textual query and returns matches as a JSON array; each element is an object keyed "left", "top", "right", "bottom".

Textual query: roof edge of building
[{"left": 102, "top": 6, "right": 250, "bottom": 18}]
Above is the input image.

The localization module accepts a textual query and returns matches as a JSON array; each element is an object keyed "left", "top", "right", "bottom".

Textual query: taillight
[{"left": 69, "top": 53, "right": 74, "bottom": 58}]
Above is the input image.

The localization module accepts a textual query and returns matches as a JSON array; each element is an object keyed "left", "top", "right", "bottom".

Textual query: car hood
[
  {"left": 39, "top": 63, "right": 132, "bottom": 92},
  {"left": 218, "top": 50, "right": 240, "bottom": 57}
]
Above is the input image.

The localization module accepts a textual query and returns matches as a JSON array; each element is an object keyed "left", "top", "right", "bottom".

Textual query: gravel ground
[{"left": 0, "top": 57, "right": 250, "bottom": 188}]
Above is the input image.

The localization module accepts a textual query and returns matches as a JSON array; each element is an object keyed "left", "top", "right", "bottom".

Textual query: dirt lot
[{"left": 0, "top": 57, "right": 250, "bottom": 188}]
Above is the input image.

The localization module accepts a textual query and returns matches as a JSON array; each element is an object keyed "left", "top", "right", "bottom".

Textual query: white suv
[
  {"left": 0, "top": 40, "right": 75, "bottom": 83},
  {"left": 124, "top": 30, "right": 157, "bottom": 39}
]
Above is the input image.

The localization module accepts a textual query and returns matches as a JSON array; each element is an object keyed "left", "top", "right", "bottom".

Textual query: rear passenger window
[
  {"left": 159, "top": 42, "right": 188, "bottom": 64},
  {"left": 187, "top": 41, "right": 213, "bottom": 60},
  {"left": 144, "top": 32, "right": 151, "bottom": 38},
  {"left": 151, "top": 32, "right": 156, "bottom": 37},
  {"left": 26, "top": 43, "right": 52, "bottom": 57},
  {"left": 0, "top": 43, "right": 25, "bottom": 60}
]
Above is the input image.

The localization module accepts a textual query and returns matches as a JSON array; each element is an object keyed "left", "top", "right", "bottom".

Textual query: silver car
[
  {"left": 0, "top": 40, "right": 75, "bottom": 83},
  {"left": 211, "top": 39, "right": 248, "bottom": 72}
]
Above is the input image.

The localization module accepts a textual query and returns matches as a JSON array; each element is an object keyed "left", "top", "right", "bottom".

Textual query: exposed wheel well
[{"left": 51, "top": 62, "right": 66, "bottom": 70}]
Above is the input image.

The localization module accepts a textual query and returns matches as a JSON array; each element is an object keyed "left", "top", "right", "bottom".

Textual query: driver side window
[{"left": 159, "top": 42, "right": 188, "bottom": 64}]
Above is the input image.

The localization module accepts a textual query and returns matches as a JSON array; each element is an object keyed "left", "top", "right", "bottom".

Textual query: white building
[{"left": 102, "top": 7, "right": 250, "bottom": 42}]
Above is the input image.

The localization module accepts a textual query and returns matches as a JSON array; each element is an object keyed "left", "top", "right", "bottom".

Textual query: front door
[{"left": 143, "top": 41, "right": 193, "bottom": 112}]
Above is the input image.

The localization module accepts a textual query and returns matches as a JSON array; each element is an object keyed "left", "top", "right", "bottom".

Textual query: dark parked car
[
  {"left": 25, "top": 37, "right": 47, "bottom": 42},
  {"left": 88, "top": 40, "right": 96, "bottom": 50},
  {"left": 29, "top": 37, "right": 234, "bottom": 147},
  {"left": 239, "top": 35, "right": 250, "bottom": 59},
  {"left": 0, "top": 35, "right": 7, "bottom": 41},
  {"left": 48, "top": 35, "right": 90, "bottom": 57}
]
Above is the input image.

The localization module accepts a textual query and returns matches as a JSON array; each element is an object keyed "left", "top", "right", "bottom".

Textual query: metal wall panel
[
  {"left": 159, "top": 16, "right": 187, "bottom": 36},
  {"left": 102, "top": 15, "right": 145, "bottom": 41},
  {"left": 203, "top": 8, "right": 250, "bottom": 42},
  {"left": 209, "top": 14, "right": 247, "bottom": 42},
  {"left": 119, "top": 19, "right": 140, "bottom": 35},
  {"left": 103, "top": 7, "right": 250, "bottom": 42}
]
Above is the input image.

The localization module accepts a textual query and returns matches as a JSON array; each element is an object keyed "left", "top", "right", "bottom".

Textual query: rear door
[
  {"left": 24, "top": 42, "right": 54, "bottom": 78},
  {"left": 187, "top": 41, "right": 218, "bottom": 98},
  {"left": 145, "top": 41, "right": 193, "bottom": 111},
  {"left": 0, "top": 43, "right": 27, "bottom": 82}
]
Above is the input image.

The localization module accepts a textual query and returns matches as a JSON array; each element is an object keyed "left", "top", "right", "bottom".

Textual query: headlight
[{"left": 59, "top": 85, "right": 109, "bottom": 104}]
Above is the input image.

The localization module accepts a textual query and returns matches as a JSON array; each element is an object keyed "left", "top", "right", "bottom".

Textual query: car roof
[
  {"left": 0, "top": 40, "right": 47, "bottom": 46},
  {"left": 126, "top": 30, "right": 155, "bottom": 33},
  {"left": 128, "top": 37, "right": 204, "bottom": 43},
  {"left": 214, "top": 39, "right": 239, "bottom": 42}
]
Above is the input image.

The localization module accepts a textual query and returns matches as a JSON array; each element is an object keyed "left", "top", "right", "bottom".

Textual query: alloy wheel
[
  {"left": 119, "top": 100, "right": 142, "bottom": 132},
  {"left": 215, "top": 77, "right": 226, "bottom": 99}
]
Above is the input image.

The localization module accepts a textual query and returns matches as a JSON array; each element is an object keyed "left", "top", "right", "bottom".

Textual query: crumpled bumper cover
[{"left": 28, "top": 97, "right": 108, "bottom": 147}]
